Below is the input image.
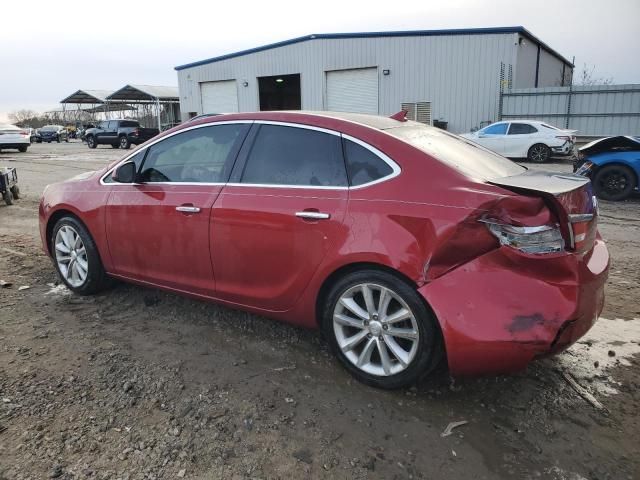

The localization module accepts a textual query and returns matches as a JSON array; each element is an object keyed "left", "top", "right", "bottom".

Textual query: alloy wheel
[
  {"left": 530, "top": 144, "right": 548, "bottom": 162},
  {"left": 333, "top": 283, "right": 420, "bottom": 376},
  {"left": 598, "top": 170, "right": 628, "bottom": 197},
  {"left": 54, "top": 225, "right": 89, "bottom": 287}
]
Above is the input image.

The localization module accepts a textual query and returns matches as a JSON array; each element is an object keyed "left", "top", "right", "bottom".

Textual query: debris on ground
[
  {"left": 0, "top": 279, "right": 11, "bottom": 288},
  {"left": 441, "top": 420, "right": 469, "bottom": 437},
  {"left": 562, "top": 371, "right": 605, "bottom": 410},
  {"left": 17, "top": 285, "right": 30, "bottom": 291}
]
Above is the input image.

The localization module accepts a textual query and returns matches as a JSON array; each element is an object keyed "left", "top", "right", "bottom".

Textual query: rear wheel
[
  {"left": 18, "top": 145, "right": 27, "bottom": 153},
  {"left": 87, "top": 136, "right": 97, "bottom": 149},
  {"left": 3, "top": 190, "right": 14, "bottom": 205},
  {"left": 10, "top": 186, "right": 20, "bottom": 199},
  {"left": 527, "top": 143, "right": 551, "bottom": 163},
  {"left": 56, "top": 135, "right": 60, "bottom": 143},
  {"left": 51, "top": 216, "right": 110, "bottom": 295},
  {"left": 322, "top": 269, "right": 443, "bottom": 389},
  {"left": 119, "top": 136, "right": 131, "bottom": 149},
  {"left": 593, "top": 164, "right": 636, "bottom": 201}
]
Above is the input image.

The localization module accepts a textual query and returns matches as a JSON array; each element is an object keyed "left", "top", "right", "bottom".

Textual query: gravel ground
[{"left": 0, "top": 141, "right": 639, "bottom": 479}]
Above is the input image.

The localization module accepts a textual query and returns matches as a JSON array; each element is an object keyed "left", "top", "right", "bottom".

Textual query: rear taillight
[
  {"left": 482, "top": 221, "right": 564, "bottom": 254},
  {"left": 20, "top": 130, "right": 28, "bottom": 136},
  {"left": 132, "top": 128, "right": 139, "bottom": 136}
]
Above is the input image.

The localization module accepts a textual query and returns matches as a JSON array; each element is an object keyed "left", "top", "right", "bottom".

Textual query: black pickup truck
[{"left": 84, "top": 120, "right": 159, "bottom": 149}]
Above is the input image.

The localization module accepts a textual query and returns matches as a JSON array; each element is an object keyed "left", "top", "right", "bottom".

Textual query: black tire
[
  {"left": 10, "top": 186, "right": 20, "bottom": 199},
  {"left": 119, "top": 136, "right": 131, "bottom": 149},
  {"left": 18, "top": 145, "right": 28, "bottom": 153},
  {"left": 321, "top": 269, "right": 443, "bottom": 389},
  {"left": 56, "top": 135, "right": 60, "bottom": 143},
  {"left": 87, "top": 136, "right": 97, "bottom": 149},
  {"left": 50, "top": 216, "right": 111, "bottom": 295},
  {"left": 3, "top": 190, "right": 14, "bottom": 206},
  {"left": 527, "top": 143, "right": 551, "bottom": 163},
  {"left": 593, "top": 164, "right": 636, "bottom": 201},
  {"left": 65, "top": 137, "right": 69, "bottom": 143},
  {"left": 111, "top": 144, "right": 120, "bottom": 149}
]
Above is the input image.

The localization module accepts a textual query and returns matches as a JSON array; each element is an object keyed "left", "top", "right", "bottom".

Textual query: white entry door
[
  {"left": 200, "top": 80, "right": 238, "bottom": 114},
  {"left": 326, "top": 68, "right": 378, "bottom": 114}
]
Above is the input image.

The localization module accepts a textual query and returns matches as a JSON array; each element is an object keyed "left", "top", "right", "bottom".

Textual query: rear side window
[
  {"left": 344, "top": 139, "right": 393, "bottom": 186},
  {"left": 508, "top": 123, "right": 538, "bottom": 135},
  {"left": 139, "top": 124, "right": 247, "bottom": 183},
  {"left": 482, "top": 123, "right": 508, "bottom": 135},
  {"left": 241, "top": 125, "right": 347, "bottom": 187},
  {"left": 388, "top": 125, "right": 525, "bottom": 180},
  {"left": 120, "top": 121, "right": 139, "bottom": 128}
]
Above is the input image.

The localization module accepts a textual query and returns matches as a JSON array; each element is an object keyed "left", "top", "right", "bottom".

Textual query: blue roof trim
[{"left": 175, "top": 26, "right": 573, "bottom": 71}]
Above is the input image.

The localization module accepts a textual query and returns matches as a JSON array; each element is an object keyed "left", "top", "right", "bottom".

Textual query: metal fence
[{"left": 499, "top": 84, "right": 640, "bottom": 136}]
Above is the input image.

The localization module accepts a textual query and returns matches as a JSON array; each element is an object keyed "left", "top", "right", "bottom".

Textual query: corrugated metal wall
[
  {"left": 501, "top": 84, "right": 640, "bottom": 135},
  {"left": 177, "top": 33, "right": 521, "bottom": 133}
]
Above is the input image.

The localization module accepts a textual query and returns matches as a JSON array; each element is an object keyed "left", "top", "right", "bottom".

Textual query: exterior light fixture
[
  {"left": 275, "top": 78, "right": 284, "bottom": 83},
  {"left": 383, "top": 69, "right": 390, "bottom": 76},
  {"left": 242, "top": 81, "right": 249, "bottom": 87}
]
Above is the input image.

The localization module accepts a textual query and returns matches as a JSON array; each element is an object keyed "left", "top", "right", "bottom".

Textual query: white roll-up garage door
[
  {"left": 200, "top": 80, "right": 238, "bottom": 114},
  {"left": 326, "top": 68, "right": 378, "bottom": 114}
]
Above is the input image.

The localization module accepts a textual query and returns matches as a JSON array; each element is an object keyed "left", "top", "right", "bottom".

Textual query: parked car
[
  {"left": 84, "top": 120, "right": 159, "bottom": 149},
  {"left": 574, "top": 135, "right": 640, "bottom": 201},
  {"left": 0, "top": 124, "right": 30, "bottom": 152},
  {"left": 461, "top": 120, "right": 576, "bottom": 163},
  {"left": 37, "top": 125, "right": 69, "bottom": 143},
  {"left": 39, "top": 112, "right": 608, "bottom": 389}
]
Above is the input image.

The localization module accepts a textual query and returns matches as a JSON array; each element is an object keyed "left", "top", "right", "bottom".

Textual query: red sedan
[{"left": 39, "top": 112, "right": 609, "bottom": 389}]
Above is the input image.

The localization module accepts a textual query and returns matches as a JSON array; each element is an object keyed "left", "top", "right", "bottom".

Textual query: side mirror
[{"left": 112, "top": 161, "right": 137, "bottom": 183}]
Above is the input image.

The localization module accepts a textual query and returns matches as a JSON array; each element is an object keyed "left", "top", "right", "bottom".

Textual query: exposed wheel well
[{"left": 315, "top": 262, "right": 419, "bottom": 328}]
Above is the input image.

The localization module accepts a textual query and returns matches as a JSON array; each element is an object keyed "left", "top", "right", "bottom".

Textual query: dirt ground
[{"left": 1, "top": 141, "right": 639, "bottom": 480}]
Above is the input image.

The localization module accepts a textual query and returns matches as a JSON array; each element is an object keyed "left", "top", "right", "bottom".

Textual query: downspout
[{"left": 534, "top": 44, "right": 541, "bottom": 88}]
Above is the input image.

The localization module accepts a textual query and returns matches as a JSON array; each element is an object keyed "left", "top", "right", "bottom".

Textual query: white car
[
  {"left": 0, "top": 124, "right": 30, "bottom": 153},
  {"left": 461, "top": 120, "right": 576, "bottom": 163}
]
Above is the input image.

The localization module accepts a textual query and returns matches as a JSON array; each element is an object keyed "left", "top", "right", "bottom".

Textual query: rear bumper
[
  {"left": 0, "top": 142, "right": 29, "bottom": 148},
  {"left": 552, "top": 142, "right": 575, "bottom": 156},
  {"left": 418, "top": 239, "right": 609, "bottom": 376}
]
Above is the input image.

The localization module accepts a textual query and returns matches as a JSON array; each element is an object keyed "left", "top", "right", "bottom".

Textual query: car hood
[{"left": 579, "top": 136, "right": 640, "bottom": 156}]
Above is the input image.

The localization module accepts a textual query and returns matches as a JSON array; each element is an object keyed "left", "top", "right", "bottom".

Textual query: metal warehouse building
[{"left": 175, "top": 26, "right": 573, "bottom": 133}]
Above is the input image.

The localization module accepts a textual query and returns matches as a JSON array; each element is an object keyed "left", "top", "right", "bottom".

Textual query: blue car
[{"left": 574, "top": 136, "right": 640, "bottom": 201}]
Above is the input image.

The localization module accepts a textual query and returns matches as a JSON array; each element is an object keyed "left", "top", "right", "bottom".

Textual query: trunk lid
[{"left": 489, "top": 171, "right": 598, "bottom": 253}]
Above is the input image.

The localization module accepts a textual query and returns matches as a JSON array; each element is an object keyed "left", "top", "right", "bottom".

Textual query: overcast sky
[{"left": 1, "top": 0, "right": 638, "bottom": 122}]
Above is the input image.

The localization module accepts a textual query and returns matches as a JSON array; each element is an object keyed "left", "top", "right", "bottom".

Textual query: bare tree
[
  {"left": 577, "top": 63, "right": 614, "bottom": 86},
  {"left": 8, "top": 109, "right": 39, "bottom": 126}
]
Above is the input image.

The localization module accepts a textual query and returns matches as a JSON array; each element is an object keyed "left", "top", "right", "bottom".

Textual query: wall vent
[{"left": 401, "top": 102, "right": 432, "bottom": 125}]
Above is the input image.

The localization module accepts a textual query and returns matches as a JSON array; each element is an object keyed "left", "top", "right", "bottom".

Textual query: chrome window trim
[
  {"left": 99, "top": 119, "right": 401, "bottom": 190},
  {"left": 99, "top": 120, "right": 253, "bottom": 186}
]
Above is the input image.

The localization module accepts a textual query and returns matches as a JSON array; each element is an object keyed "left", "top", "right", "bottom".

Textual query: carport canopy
[
  {"left": 106, "top": 85, "right": 179, "bottom": 102},
  {"left": 60, "top": 89, "right": 114, "bottom": 104}
]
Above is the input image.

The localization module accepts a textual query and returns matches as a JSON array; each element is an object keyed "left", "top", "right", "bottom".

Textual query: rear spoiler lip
[{"left": 487, "top": 170, "right": 590, "bottom": 196}]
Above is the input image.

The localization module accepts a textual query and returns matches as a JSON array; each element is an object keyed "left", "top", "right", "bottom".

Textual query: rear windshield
[
  {"left": 386, "top": 124, "right": 525, "bottom": 180},
  {"left": 41, "top": 125, "right": 60, "bottom": 131},
  {"left": 120, "top": 121, "right": 139, "bottom": 128}
]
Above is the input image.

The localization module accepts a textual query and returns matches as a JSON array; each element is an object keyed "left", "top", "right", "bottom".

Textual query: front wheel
[
  {"left": 56, "top": 135, "right": 61, "bottom": 143},
  {"left": 3, "top": 190, "right": 14, "bottom": 205},
  {"left": 527, "top": 143, "right": 551, "bottom": 163},
  {"left": 593, "top": 164, "right": 636, "bottom": 201},
  {"left": 119, "top": 136, "right": 131, "bottom": 149},
  {"left": 87, "top": 136, "right": 97, "bottom": 149},
  {"left": 51, "top": 216, "right": 111, "bottom": 295},
  {"left": 10, "top": 186, "right": 20, "bottom": 199},
  {"left": 321, "top": 270, "right": 443, "bottom": 389}
]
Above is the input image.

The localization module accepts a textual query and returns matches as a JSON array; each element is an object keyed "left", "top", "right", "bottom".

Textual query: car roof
[
  {"left": 189, "top": 110, "right": 423, "bottom": 132},
  {"left": 0, "top": 124, "right": 20, "bottom": 130}
]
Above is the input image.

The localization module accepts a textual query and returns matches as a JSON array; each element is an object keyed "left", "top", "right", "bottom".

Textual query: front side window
[
  {"left": 138, "top": 124, "right": 248, "bottom": 183},
  {"left": 344, "top": 139, "right": 393, "bottom": 186},
  {"left": 482, "top": 123, "right": 508, "bottom": 135},
  {"left": 241, "top": 125, "right": 347, "bottom": 187},
  {"left": 508, "top": 123, "right": 537, "bottom": 135}
]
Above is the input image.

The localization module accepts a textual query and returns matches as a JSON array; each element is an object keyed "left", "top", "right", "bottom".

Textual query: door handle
[
  {"left": 176, "top": 205, "right": 201, "bottom": 213},
  {"left": 295, "top": 211, "right": 330, "bottom": 220}
]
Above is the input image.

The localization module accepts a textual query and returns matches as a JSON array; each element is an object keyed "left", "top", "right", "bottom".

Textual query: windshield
[
  {"left": 41, "top": 126, "right": 60, "bottom": 131},
  {"left": 386, "top": 124, "right": 526, "bottom": 180}
]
